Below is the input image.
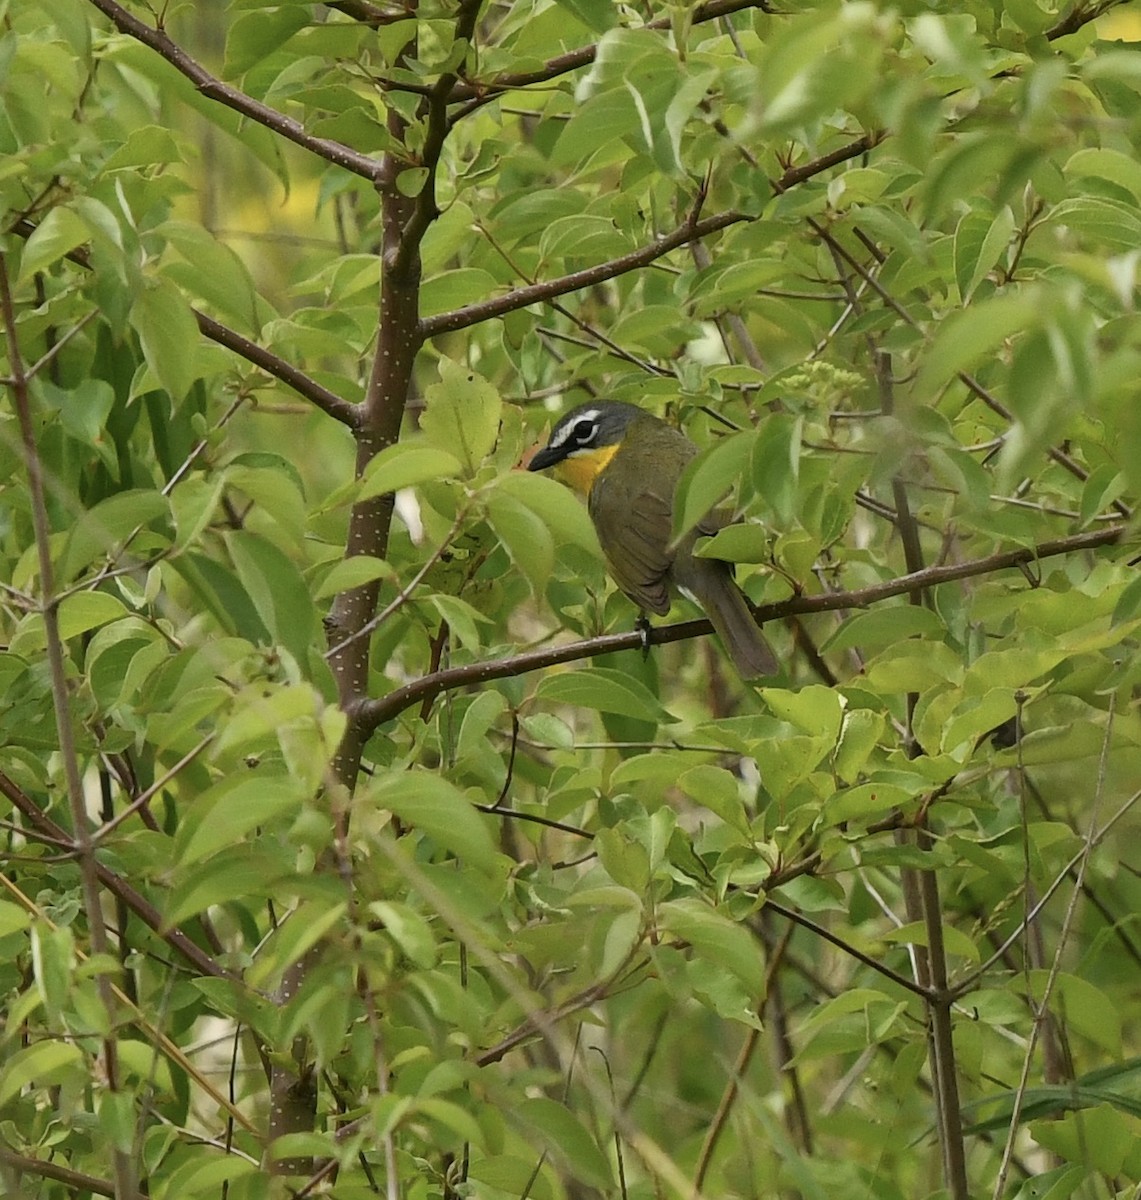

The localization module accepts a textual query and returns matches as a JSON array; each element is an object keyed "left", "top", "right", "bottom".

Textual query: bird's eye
[{"left": 569, "top": 418, "right": 598, "bottom": 447}]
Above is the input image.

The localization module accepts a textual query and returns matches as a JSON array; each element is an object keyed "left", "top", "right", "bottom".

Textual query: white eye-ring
[{"left": 550, "top": 408, "right": 601, "bottom": 450}]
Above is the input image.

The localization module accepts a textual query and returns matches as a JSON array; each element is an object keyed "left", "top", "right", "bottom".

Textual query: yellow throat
[{"left": 552, "top": 441, "right": 620, "bottom": 497}]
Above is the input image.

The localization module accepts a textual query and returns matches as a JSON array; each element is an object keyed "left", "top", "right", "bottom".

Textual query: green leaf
[
  {"left": 369, "top": 771, "right": 499, "bottom": 874},
  {"left": 101, "top": 125, "right": 185, "bottom": 173},
  {"left": 358, "top": 443, "right": 463, "bottom": 500},
  {"left": 31, "top": 922, "right": 72, "bottom": 1021},
  {"left": 395, "top": 166, "right": 429, "bottom": 197},
  {"left": 0, "top": 1040, "right": 84, "bottom": 1108},
  {"left": 694, "top": 521, "right": 771, "bottom": 564},
  {"left": 1065, "top": 146, "right": 1141, "bottom": 203},
  {"left": 539, "top": 213, "right": 631, "bottom": 263},
  {"left": 421, "top": 359, "right": 502, "bottom": 475},
  {"left": 165, "top": 847, "right": 289, "bottom": 927},
  {"left": 468, "top": 1156, "right": 556, "bottom": 1199},
  {"left": 370, "top": 901, "right": 439, "bottom": 968},
  {"left": 248, "top": 901, "right": 349, "bottom": 990},
  {"left": 1008, "top": 1163, "right": 1087, "bottom": 1200},
  {"left": 314, "top": 555, "right": 393, "bottom": 600},
  {"left": 823, "top": 606, "right": 947, "bottom": 653},
  {"left": 170, "top": 476, "right": 226, "bottom": 554},
  {"left": 59, "top": 490, "right": 170, "bottom": 580},
  {"left": 881, "top": 920, "right": 980, "bottom": 963},
  {"left": 1111, "top": 572, "right": 1141, "bottom": 627},
  {"left": 513, "top": 1097, "right": 614, "bottom": 1189},
  {"left": 1026, "top": 972, "right": 1122, "bottom": 1057},
  {"left": 551, "top": 89, "right": 640, "bottom": 171},
  {"left": 58, "top": 591, "right": 128, "bottom": 639},
  {"left": 415, "top": 1096, "right": 485, "bottom": 1147},
  {"left": 116, "top": 1041, "right": 174, "bottom": 1095},
  {"left": 157, "top": 1149, "right": 257, "bottom": 1197},
  {"left": 751, "top": 414, "right": 802, "bottom": 524},
  {"left": 16, "top": 206, "right": 89, "bottom": 282},
  {"left": 428, "top": 593, "right": 492, "bottom": 650},
  {"left": 915, "top": 291, "right": 1044, "bottom": 400},
  {"left": 595, "top": 826, "right": 652, "bottom": 892},
  {"left": 223, "top": 5, "right": 309, "bottom": 77},
  {"left": 678, "top": 764, "right": 749, "bottom": 833},
  {"left": 760, "top": 685, "right": 844, "bottom": 740},
  {"left": 225, "top": 458, "right": 308, "bottom": 544},
  {"left": 41, "top": 379, "right": 116, "bottom": 461},
  {"left": 485, "top": 490, "right": 554, "bottom": 596},
  {"left": 0, "top": 902, "right": 31, "bottom": 939},
  {"left": 226, "top": 530, "right": 317, "bottom": 663},
  {"left": 673, "top": 430, "right": 755, "bottom": 543},
  {"left": 129, "top": 277, "right": 200, "bottom": 400},
  {"left": 1047, "top": 195, "right": 1141, "bottom": 253},
  {"left": 1078, "top": 464, "right": 1126, "bottom": 527},
  {"left": 99, "top": 1090, "right": 136, "bottom": 1154},
  {"left": 420, "top": 269, "right": 501, "bottom": 319},
  {"left": 492, "top": 469, "right": 601, "bottom": 555},
  {"left": 214, "top": 680, "right": 335, "bottom": 765},
  {"left": 1035, "top": 1106, "right": 1141, "bottom": 1178},
  {"left": 823, "top": 782, "right": 915, "bottom": 825},
  {"left": 536, "top": 667, "right": 676, "bottom": 725},
  {"left": 552, "top": 0, "right": 615, "bottom": 34},
  {"left": 175, "top": 773, "right": 307, "bottom": 865},
  {"left": 658, "top": 897, "right": 764, "bottom": 994},
  {"left": 954, "top": 205, "right": 1014, "bottom": 302},
  {"left": 833, "top": 709, "right": 886, "bottom": 784}
]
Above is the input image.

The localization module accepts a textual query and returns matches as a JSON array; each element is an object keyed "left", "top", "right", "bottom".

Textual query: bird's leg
[{"left": 635, "top": 613, "right": 653, "bottom": 660}]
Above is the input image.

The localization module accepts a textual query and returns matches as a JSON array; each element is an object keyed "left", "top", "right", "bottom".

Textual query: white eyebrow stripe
[{"left": 548, "top": 409, "right": 600, "bottom": 449}]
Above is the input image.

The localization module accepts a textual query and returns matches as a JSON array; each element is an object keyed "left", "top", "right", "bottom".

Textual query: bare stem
[{"left": 0, "top": 253, "right": 141, "bottom": 1200}]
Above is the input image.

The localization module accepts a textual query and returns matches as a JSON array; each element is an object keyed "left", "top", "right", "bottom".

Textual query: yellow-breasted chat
[{"left": 528, "top": 401, "right": 778, "bottom": 679}]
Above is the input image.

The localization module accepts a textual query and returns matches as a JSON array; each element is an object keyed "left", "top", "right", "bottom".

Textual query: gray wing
[{"left": 589, "top": 470, "right": 674, "bottom": 615}]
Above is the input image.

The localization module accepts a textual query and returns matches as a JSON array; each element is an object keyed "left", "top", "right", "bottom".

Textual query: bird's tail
[{"left": 686, "top": 562, "right": 779, "bottom": 679}]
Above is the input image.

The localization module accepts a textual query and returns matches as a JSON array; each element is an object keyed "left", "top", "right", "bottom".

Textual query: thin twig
[
  {"left": 990, "top": 694, "right": 1117, "bottom": 1200},
  {"left": 92, "top": 736, "right": 214, "bottom": 842},
  {"left": 764, "top": 899, "right": 932, "bottom": 999},
  {"left": 952, "top": 783, "right": 1141, "bottom": 999}
]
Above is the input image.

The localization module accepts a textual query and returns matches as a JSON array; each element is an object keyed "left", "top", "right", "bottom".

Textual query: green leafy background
[{"left": 1, "top": 1, "right": 1140, "bottom": 1197}]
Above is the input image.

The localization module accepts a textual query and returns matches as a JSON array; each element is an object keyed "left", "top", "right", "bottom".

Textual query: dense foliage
[{"left": 2, "top": 1, "right": 1140, "bottom": 1198}]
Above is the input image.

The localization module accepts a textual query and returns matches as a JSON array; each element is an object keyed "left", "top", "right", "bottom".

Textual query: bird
[{"left": 528, "top": 400, "right": 779, "bottom": 678}]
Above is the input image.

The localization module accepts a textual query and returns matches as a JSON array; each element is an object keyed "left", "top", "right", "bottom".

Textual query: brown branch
[
  {"left": 7, "top": 216, "right": 357, "bottom": 426},
  {"left": 356, "top": 524, "right": 1126, "bottom": 731},
  {"left": 772, "top": 132, "right": 884, "bottom": 193},
  {"left": 83, "top": 0, "right": 384, "bottom": 183},
  {"left": 764, "top": 900, "right": 932, "bottom": 999},
  {"left": 418, "top": 208, "right": 751, "bottom": 338},
  {"left": 474, "top": 961, "right": 649, "bottom": 1067},
  {"left": 446, "top": 0, "right": 773, "bottom": 102},
  {"left": 391, "top": 0, "right": 484, "bottom": 278},
  {"left": 326, "top": 0, "right": 412, "bottom": 25},
  {"left": 192, "top": 310, "right": 360, "bottom": 428},
  {"left": 1045, "top": 0, "right": 1127, "bottom": 40},
  {"left": 0, "top": 1142, "right": 114, "bottom": 1199},
  {"left": 0, "top": 769, "right": 236, "bottom": 983},
  {"left": 420, "top": 135, "right": 884, "bottom": 341}
]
